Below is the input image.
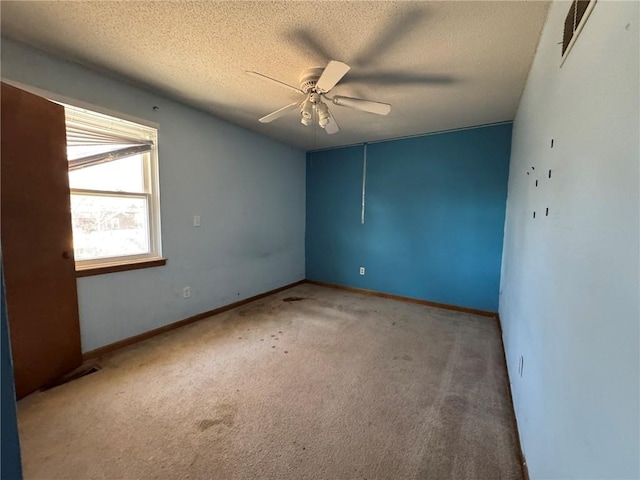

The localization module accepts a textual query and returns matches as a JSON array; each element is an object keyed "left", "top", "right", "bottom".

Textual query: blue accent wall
[
  {"left": 1, "top": 263, "right": 23, "bottom": 479},
  {"left": 306, "top": 123, "right": 512, "bottom": 312}
]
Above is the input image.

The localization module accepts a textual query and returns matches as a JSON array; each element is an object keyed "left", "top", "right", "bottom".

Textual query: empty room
[{"left": 1, "top": 1, "right": 638, "bottom": 479}]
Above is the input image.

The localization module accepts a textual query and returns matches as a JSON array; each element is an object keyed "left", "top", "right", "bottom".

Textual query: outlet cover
[
  {"left": 183, "top": 286, "right": 191, "bottom": 298},
  {"left": 359, "top": 267, "right": 365, "bottom": 275}
]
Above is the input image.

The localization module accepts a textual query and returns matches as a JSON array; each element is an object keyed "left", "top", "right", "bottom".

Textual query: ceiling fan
[{"left": 247, "top": 61, "right": 391, "bottom": 135}]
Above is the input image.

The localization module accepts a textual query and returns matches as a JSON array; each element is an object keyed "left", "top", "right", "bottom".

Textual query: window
[{"left": 64, "top": 104, "right": 163, "bottom": 272}]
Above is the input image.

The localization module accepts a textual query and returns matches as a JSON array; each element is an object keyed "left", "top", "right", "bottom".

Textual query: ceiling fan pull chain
[{"left": 361, "top": 143, "right": 367, "bottom": 225}]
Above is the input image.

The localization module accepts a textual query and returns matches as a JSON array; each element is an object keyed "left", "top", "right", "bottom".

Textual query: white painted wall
[
  {"left": 1, "top": 38, "right": 306, "bottom": 352},
  {"left": 500, "top": 2, "right": 639, "bottom": 479}
]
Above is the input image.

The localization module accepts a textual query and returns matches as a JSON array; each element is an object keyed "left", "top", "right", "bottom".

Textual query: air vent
[
  {"left": 562, "top": 0, "right": 597, "bottom": 62},
  {"left": 41, "top": 364, "right": 101, "bottom": 391}
]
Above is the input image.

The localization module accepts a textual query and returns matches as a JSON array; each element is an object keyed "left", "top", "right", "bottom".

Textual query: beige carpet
[{"left": 17, "top": 283, "right": 523, "bottom": 480}]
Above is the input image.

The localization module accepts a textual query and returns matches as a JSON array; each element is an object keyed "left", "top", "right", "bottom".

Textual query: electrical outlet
[
  {"left": 359, "top": 267, "right": 365, "bottom": 275},
  {"left": 183, "top": 286, "right": 191, "bottom": 299},
  {"left": 193, "top": 215, "right": 201, "bottom": 227}
]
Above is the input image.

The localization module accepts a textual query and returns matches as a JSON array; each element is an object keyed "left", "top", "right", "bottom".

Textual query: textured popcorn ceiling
[{"left": 1, "top": 1, "right": 549, "bottom": 151}]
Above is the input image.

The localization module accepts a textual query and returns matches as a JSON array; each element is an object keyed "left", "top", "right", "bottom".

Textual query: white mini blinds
[{"left": 64, "top": 105, "right": 156, "bottom": 171}]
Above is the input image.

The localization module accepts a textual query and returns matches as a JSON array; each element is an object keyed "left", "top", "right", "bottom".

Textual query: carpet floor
[{"left": 17, "top": 283, "right": 523, "bottom": 479}]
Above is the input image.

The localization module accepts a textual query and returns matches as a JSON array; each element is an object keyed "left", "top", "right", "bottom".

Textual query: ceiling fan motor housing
[{"left": 299, "top": 67, "right": 324, "bottom": 94}]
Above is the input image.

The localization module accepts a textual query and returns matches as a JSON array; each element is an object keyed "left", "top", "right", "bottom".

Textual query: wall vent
[{"left": 561, "top": 0, "right": 597, "bottom": 64}]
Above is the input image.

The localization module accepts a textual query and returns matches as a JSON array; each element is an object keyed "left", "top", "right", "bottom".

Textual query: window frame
[{"left": 64, "top": 104, "right": 163, "bottom": 272}]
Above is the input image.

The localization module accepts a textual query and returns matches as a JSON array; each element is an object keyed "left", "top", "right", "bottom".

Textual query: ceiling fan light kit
[
  {"left": 248, "top": 60, "right": 392, "bottom": 135},
  {"left": 301, "top": 99, "right": 313, "bottom": 120},
  {"left": 316, "top": 102, "right": 330, "bottom": 128}
]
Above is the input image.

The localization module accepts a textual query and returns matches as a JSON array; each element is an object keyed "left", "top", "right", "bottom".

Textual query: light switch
[{"left": 193, "top": 215, "right": 201, "bottom": 227}]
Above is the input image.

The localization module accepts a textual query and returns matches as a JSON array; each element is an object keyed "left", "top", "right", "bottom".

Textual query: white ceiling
[{"left": 1, "top": 1, "right": 550, "bottom": 151}]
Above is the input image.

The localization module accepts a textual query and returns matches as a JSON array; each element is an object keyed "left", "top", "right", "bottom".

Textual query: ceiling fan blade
[
  {"left": 341, "top": 72, "right": 454, "bottom": 86},
  {"left": 258, "top": 102, "right": 301, "bottom": 123},
  {"left": 324, "top": 108, "right": 339, "bottom": 135},
  {"left": 246, "top": 71, "right": 304, "bottom": 95},
  {"left": 316, "top": 61, "right": 351, "bottom": 93},
  {"left": 331, "top": 96, "right": 391, "bottom": 116}
]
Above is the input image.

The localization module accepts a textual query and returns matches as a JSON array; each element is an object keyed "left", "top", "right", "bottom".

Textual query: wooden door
[{"left": 1, "top": 82, "right": 82, "bottom": 399}]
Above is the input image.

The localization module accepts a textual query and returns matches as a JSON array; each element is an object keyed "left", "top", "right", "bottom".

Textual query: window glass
[
  {"left": 70, "top": 194, "right": 150, "bottom": 261},
  {"left": 68, "top": 154, "right": 145, "bottom": 193}
]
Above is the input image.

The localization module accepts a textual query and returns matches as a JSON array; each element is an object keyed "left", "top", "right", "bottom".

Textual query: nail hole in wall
[
  {"left": 533, "top": 211, "right": 536, "bottom": 219},
  {"left": 548, "top": 170, "right": 552, "bottom": 178},
  {"left": 546, "top": 207, "right": 549, "bottom": 216},
  {"left": 535, "top": 180, "right": 538, "bottom": 187},
  {"left": 551, "top": 139, "right": 554, "bottom": 148}
]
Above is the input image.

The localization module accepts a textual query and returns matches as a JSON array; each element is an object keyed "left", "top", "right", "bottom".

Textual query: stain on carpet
[
  {"left": 196, "top": 404, "right": 237, "bottom": 431},
  {"left": 282, "top": 297, "right": 306, "bottom": 302},
  {"left": 393, "top": 354, "right": 413, "bottom": 361}
]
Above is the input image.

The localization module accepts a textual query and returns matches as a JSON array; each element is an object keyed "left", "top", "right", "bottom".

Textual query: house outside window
[{"left": 64, "top": 104, "right": 162, "bottom": 270}]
